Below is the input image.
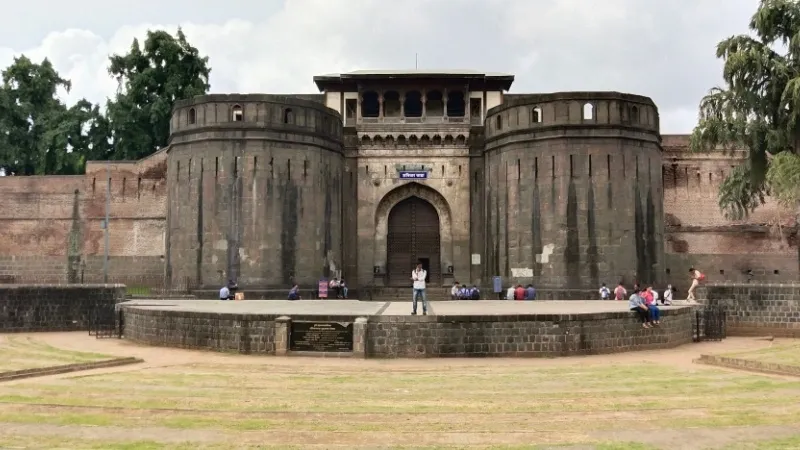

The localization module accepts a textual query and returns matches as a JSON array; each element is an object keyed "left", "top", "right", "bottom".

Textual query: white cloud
[{"left": 0, "top": 0, "right": 760, "bottom": 133}]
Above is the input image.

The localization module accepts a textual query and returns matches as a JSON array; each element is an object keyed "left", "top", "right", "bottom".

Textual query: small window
[
  {"left": 496, "top": 115, "right": 503, "bottom": 130},
  {"left": 232, "top": 105, "right": 243, "bottom": 122},
  {"left": 284, "top": 108, "right": 293, "bottom": 124},
  {"left": 188, "top": 108, "right": 196, "bottom": 124},
  {"left": 631, "top": 105, "right": 640, "bottom": 123},
  {"left": 531, "top": 106, "right": 542, "bottom": 123},
  {"left": 582, "top": 103, "right": 594, "bottom": 120}
]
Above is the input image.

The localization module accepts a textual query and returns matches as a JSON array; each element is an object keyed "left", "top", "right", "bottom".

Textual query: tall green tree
[
  {"left": 0, "top": 56, "right": 106, "bottom": 175},
  {"left": 691, "top": 0, "right": 800, "bottom": 223},
  {"left": 105, "top": 28, "right": 210, "bottom": 160}
]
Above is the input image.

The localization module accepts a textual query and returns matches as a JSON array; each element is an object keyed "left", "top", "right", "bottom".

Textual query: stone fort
[{"left": 0, "top": 70, "right": 796, "bottom": 296}]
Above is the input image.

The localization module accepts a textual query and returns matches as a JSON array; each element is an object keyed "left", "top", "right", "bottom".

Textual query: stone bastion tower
[
  {"left": 163, "top": 71, "right": 664, "bottom": 295},
  {"left": 165, "top": 95, "right": 344, "bottom": 288},
  {"left": 483, "top": 93, "right": 664, "bottom": 291}
]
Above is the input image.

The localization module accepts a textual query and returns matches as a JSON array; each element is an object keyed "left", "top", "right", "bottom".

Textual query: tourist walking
[
  {"left": 411, "top": 263, "right": 428, "bottom": 315},
  {"left": 686, "top": 267, "right": 705, "bottom": 303}
]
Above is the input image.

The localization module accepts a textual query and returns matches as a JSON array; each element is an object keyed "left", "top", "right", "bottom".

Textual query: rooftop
[{"left": 313, "top": 69, "right": 515, "bottom": 92}]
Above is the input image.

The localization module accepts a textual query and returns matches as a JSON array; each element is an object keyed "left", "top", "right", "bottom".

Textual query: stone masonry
[
  {"left": 0, "top": 69, "right": 796, "bottom": 295},
  {"left": 698, "top": 283, "right": 800, "bottom": 337},
  {"left": 0, "top": 284, "right": 125, "bottom": 332}
]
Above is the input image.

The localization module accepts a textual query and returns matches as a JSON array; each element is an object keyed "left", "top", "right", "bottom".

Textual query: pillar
[
  {"left": 274, "top": 315, "right": 291, "bottom": 356},
  {"left": 353, "top": 317, "right": 368, "bottom": 358}
]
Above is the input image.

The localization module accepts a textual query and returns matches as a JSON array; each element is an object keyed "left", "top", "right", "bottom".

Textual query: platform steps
[{"left": 360, "top": 287, "right": 453, "bottom": 302}]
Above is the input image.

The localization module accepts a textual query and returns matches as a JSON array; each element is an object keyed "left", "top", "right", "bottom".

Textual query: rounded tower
[
  {"left": 483, "top": 92, "right": 663, "bottom": 291},
  {"left": 166, "top": 94, "right": 344, "bottom": 288}
]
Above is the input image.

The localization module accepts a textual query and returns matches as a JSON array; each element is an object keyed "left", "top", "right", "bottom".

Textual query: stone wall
[
  {"left": 167, "top": 94, "right": 344, "bottom": 289},
  {"left": 662, "top": 135, "right": 797, "bottom": 293},
  {"left": 0, "top": 284, "right": 125, "bottom": 332},
  {"left": 121, "top": 304, "right": 694, "bottom": 357},
  {"left": 483, "top": 92, "right": 664, "bottom": 290},
  {"left": 698, "top": 283, "right": 800, "bottom": 337},
  {"left": 0, "top": 152, "right": 168, "bottom": 286}
]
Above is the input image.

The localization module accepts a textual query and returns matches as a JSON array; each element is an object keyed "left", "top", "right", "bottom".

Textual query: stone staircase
[{"left": 359, "top": 287, "right": 453, "bottom": 302}]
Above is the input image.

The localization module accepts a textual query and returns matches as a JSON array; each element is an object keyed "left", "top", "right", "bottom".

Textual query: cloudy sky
[{"left": 0, "top": 0, "right": 758, "bottom": 134}]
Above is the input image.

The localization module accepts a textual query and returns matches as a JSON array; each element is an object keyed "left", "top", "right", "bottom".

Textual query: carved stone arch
[
  {"left": 432, "top": 135, "right": 442, "bottom": 145},
  {"left": 374, "top": 182, "right": 454, "bottom": 274},
  {"left": 373, "top": 136, "right": 384, "bottom": 146},
  {"left": 397, "top": 135, "right": 407, "bottom": 145},
  {"left": 385, "top": 135, "right": 395, "bottom": 145},
  {"left": 361, "top": 135, "right": 372, "bottom": 145},
  {"left": 455, "top": 135, "right": 466, "bottom": 146},
  {"left": 419, "top": 135, "right": 431, "bottom": 145},
  {"left": 443, "top": 135, "right": 454, "bottom": 145},
  {"left": 409, "top": 135, "right": 419, "bottom": 145}
]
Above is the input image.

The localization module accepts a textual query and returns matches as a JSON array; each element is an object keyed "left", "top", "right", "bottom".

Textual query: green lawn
[
  {"left": 0, "top": 355, "right": 799, "bottom": 449},
  {"left": 0, "top": 336, "right": 117, "bottom": 373},
  {"left": 722, "top": 340, "right": 800, "bottom": 367}
]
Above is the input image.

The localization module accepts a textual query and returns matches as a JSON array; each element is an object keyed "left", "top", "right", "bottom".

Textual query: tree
[
  {"left": 691, "top": 0, "right": 800, "bottom": 223},
  {"left": 105, "top": 28, "right": 210, "bottom": 160},
  {"left": 0, "top": 56, "right": 106, "bottom": 175}
]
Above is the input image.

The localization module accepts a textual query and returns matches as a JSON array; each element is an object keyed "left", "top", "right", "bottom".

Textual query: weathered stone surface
[
  {"left": 698, "top": 284, "right": 800, "bottom": 337},
  {"left": 121, "top": 300, "right": 694, "bottom": 358},
  {"left": 0, "top": 284, "right": 125, "bottom": 332}
]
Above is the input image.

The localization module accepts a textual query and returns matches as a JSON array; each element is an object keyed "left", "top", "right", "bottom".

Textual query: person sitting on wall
[
  {"left": 227, "top": 279, "right": 239, "bottom": 299},
  {"left": 599, "top": 283, "right": 611, "bottom": 300},
  {"left": 629, "top": 288, "right": 652, "bottom": 329},
  {"left": 219, "top": 284, "right": 232, "bottom": 301},
  {"left": 662, "top": 284, "right": 674, "bottom": 306},
  {"left": 506, "top": 285, "right": 515, "bottom": 300},
  {"left": 469, "top": 285, "right": 481, "bottom": 300},
  {"left": 514, "top": 284, "right": 526, "bottom": 300},
  {"left": 644, "top": 286, "right": 662, "bottom": 325},
  {"left": 339, "top": 280, "right": 348, "bottom": 299},
  {"left": 328, "top": 278, "right": 340, "bottom": 299},
  {"left": 451, "top": 282, "right": 460, "bottom": 300},
  {"left": 525, "top": 284, "right": 536, "bottom": 300},
  {"left": 288, "top": 284, "right": 301, "bottom": 301},
  {"left": 458, "top": 284, "right": 471, "bottom": 299},
  {"left": 614, "top": 283, "right": 627, "bottom": 301}
]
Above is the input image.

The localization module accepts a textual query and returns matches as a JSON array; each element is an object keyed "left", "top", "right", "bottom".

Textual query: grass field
[
  {"left": 0, "top": 335, "right": 799, "bottom": 449},
  {"left": 0, "top": 336, "right": 116, "bottom": 373},
  {"left": 721, "top": 340, "right": 800, "bottom": 367}
]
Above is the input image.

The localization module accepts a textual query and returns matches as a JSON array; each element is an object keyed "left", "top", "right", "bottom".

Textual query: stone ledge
[
  {"left": 694, "top": 354, "right": 800, "bottom": 378},
  {"left": 0, "top": 357, "right": 143, "bottom": 382}
]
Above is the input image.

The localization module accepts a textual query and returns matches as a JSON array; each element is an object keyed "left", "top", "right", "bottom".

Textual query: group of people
[
  {"left": 628, "top": 287, "right": 664, "bottom": 328},
  {"left": 602, "top": 282, "right": 674, "bottom": 305},
  {"left": 504, "top": 284, "right": 537, "bottom": 300},
  {"left": 450, "top": 282, "right": 481, "bottom": 300}
]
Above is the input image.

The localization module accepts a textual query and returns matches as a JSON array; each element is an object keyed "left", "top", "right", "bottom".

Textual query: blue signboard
[
  {"left": 399, "top": 171, "right": 428, "bottom": 180},
  {"left": 492, "top": 276, "right": 503, "bottom": 293}
]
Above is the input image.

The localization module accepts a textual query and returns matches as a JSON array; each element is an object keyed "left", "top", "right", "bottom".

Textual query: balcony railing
[{"left": 357, "top": 116, "right": 469, "bottom": 125}]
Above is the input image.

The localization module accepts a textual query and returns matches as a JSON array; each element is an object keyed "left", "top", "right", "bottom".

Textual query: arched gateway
[
  {"left": 374, "top": 182, "right": 454, "bottom": 287},
  {"left": 387, "top": 197, "right": 441, "bottom": 286}
]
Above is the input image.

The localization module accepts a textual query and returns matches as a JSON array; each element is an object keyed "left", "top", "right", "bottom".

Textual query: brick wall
[
  {"left": 121, "top": 305, "right": 694, "bottom": 358},
  {"left": 0, "top": 284, "right": 125, "bottom": 332},
  {"left": 698, "top": 283, "right": 800, "bottom": 337},
  {"left": 0, "top": 151, "right": 168, "bottom": 286},
  {"left": 662, "top": 135, "right": 797, "bottom": 292}
]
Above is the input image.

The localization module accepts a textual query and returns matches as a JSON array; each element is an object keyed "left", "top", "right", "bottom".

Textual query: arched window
[
  {"left": 582, "top": 103, "right": 594, "bottom": 120},
  {"left": 232, "top": 105, "right": 243, "bottom": 122},
  {"left": 496, "top": 115, "right": 503, "bottom": 130},
  {"left": 404, "top": 91, "right": 423, "bottom": 118},
  {"left": 631, "top": 105, "right": 640, "bottom": 123},
  {"left": 283, "top": 108, "right": 293, "bottom": 124},
  {"left": 446, "top": 91, "right": 465, "bottom": 117},
  {"left": 361, "top": 91, "right": 379, "bottom": 118},
  {"left": 531, "top": 106, "right": 542, "bottom": 123},
  {"left": 188, "top": 108, "right": 196, "bottom": 124}
]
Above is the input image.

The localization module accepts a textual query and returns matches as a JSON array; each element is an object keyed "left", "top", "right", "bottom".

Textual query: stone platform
[{"left": 121, "top": 300, "right": 696, "bottom": 358}]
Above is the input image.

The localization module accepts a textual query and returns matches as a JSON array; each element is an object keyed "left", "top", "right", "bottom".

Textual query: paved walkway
[{"left": 123, "top": 299, "right": 691, "bottom": 316}]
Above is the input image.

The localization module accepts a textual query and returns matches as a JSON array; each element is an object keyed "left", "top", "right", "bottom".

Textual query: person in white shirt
[
  {"left": 663, "top": 285, "right": 673, "bottom": 305},
  {"left": 219, "top": 285, "right": 230, "bottom": 301},
  {"left": 599, "top": 283, "right": 611, "bottom": 300},
  {"left": 450, "top": 282, "right": 460, "bottom": 300},
  {"left": 506, "top": 286, "right": 515, "bottom": 300},
  {"left": 411, "top": 263, "right": 428, "bottom": 315}
]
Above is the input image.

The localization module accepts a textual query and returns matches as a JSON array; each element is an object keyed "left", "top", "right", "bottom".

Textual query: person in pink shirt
[
  {"left": 643, "top": 286, "right": 661, "bottom": 325},
  {"left": 614, "top": 283, "right": 627, "bottom": 301}
]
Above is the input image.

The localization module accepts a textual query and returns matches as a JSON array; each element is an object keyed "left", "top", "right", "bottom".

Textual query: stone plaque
[
  {"left": 290, "top": 321, "right": 354, "bottom": 352},
  {"left": 471, "top": 253, "right": 481, "bottom": 265}
]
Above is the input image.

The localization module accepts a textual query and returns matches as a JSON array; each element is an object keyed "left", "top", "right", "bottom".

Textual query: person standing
[
  {"left": 687, "top": 267, "right": 705, "bottom": 303},
  {"left": 411, "top": 263, "right": 428, "bottom": 315}
]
